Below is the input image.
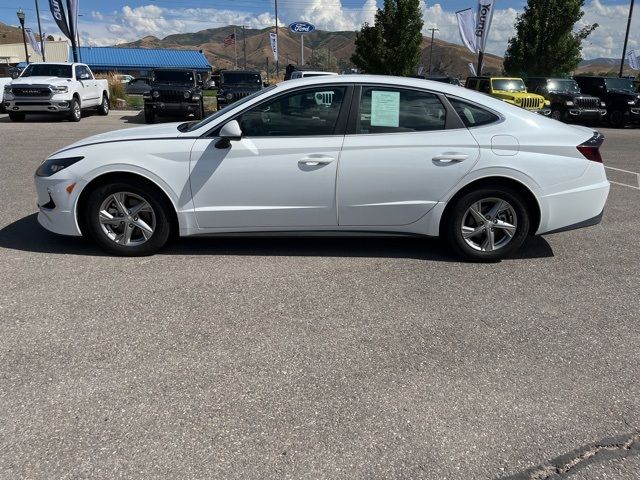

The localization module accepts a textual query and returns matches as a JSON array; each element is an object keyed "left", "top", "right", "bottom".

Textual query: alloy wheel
[
  {"left": 461, "top": 197, "right": 518, "bottom": 252},
  {"left": 98, "top": 192, "right": 156, "bottom": 246}
]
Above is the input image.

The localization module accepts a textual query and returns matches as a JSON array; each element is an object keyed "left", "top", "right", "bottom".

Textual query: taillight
[{"left": 576, "top": 132, "right": 605, "bottom": 163}]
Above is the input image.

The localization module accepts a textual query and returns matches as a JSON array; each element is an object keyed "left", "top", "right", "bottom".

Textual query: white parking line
[{"left": 605, "top": 166, "right": 640, "bottom": 190}]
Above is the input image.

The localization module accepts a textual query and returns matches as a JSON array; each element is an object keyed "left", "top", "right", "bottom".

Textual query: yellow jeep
[{"left": 466, "top": 76, "right": 551, "bottom": 115}]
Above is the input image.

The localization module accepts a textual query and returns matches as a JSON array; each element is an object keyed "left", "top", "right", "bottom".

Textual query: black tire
[
  {"left": 194, "top": 101, "right": 204, "bottom": 120},
  {"left": 608, "top": 109, "right": 626, "bottom": 128},
  {"left": 97, "top": 94, "right": 109, "bottom": 115},
  {"left": 144, "top": 107, "right": 155, "bottom": 124},
  {"left": 443, "top": 186, "right": 530, "bottom": 262},
  {"left": 69, "top": 97, "right": 81, "bottom": 122},
  {"left": 0, "top": 104, "right": 6, "bottom": 114},
  {"left": 83, "top": 179, "right": 172, "bottom": 256},
  {"left": 550, "top": 108, "right": 564, "bottom": 122},
  {"left": 8, "top": 112, "right": 25, "bottom": 122}
]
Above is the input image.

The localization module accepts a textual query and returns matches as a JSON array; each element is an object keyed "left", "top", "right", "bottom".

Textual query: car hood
[
  {"left": 11, "top": 76, "right": 72, "bottom": 86},
  {"left": 51, "top": 122, "right": 186, "bottom": 156}
]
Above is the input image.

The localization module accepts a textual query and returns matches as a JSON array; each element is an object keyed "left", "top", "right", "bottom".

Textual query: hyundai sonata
[{"left": 35, "top": 75, "right": 609, "bottom": 261}]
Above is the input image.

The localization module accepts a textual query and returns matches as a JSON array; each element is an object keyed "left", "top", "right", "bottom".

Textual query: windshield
[
  {"left": 222, "top": 72, "right": 262, "bottom": 84},
  {"left": 154, "top": 71, "right": 194, "bottom": 83},
  {"left": 605, "top": 78, "right": 635, "bottom": 91},
  {"left": 491, "top": 79, "right": 526, "bottom": 92},
  {"left": 547, "top": 79, "right": 580, "bottom": 93},
  {"left": 183, "top": 85, "right": 277, "bottom": 132},
  {"left": 21, "top": 64, "right": 72, "bottom": 78}
]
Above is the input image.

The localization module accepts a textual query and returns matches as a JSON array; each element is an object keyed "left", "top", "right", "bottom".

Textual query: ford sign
[{"left": 289, "top": 22, "right": 315, "bottom": 34}]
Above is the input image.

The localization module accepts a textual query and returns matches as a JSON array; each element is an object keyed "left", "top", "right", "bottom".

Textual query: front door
[
  {"left": 337, "top": 86, "right": 480, "bottom": 226},
  {"left": 189, "top": 85, "right": 350, "bottom": 229}
]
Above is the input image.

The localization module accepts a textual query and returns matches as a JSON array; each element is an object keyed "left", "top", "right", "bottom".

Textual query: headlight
[
  {"left": 225, "top": 92, "right": 233, "bottom": 100},
  {"left": 183, "top": 90, "right": 191, "bottom": 99},
  {"left": 36, "top": 156, "right": 84, "bottom": 177},
  {"left": 53, "top": 85, "right": 68, "bottom": 93},
  {"left": 600, "top": 102, "right": 606, "bottom": 108},
  {"left": 565, "top": 101, "right": 574, "bottom": 106},
  {"left": 152, "top": 91, "right": 160, "bottom": 98}
]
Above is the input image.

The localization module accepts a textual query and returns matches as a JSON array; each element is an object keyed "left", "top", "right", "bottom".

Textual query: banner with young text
[
  {"left": 48, "top": 0, "right": 72, "bottom": 40},
  {"left": 628, "top": 49, "right": 640, "bottom": 71},
  {"left": 475, "top": 0, "right": 496, "bottom": 54}
]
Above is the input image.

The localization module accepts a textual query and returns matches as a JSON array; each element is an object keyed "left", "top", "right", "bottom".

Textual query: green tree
[
  {"left": 503, "top": 0, "right": 597, "bottom": 77},
  {"left": 351, "top": 0, "right": 424, "bottom": 76},
  {"left": 308, "top": 48, "right": 338, "bottom": 71}
]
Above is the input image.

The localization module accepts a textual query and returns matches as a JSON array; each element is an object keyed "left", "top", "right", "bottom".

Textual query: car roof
[{"left": 221, "top": 70, "right": 260, "bottom": 74}]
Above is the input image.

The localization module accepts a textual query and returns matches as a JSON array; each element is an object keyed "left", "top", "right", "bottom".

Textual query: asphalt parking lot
[{"left": 0, "top": 111, "right": 639, "bottom": 479}]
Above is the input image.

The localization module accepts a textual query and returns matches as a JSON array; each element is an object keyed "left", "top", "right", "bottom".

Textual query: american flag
[{"left": 223, "top": 33, "right": 235, "bottom": 47}]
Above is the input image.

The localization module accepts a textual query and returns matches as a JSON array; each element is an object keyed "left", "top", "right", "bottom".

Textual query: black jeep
[
  {"left": 143, "top": 69, "right": 204, "bottom": 123},
  {"left": 526, "top": 77, "right": 605, "bottom": 125},
  {"left": 216, "top": 70, "right": 264, "bottom": 110},
  {"left": 573, "top": 76, "right": 640, "bottom": 128}
]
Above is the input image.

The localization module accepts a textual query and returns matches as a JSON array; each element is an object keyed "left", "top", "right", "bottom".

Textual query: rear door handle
[
  {"left": 432, "top": 153, "right": 469, "bottom": 163},
  {"left": 299, "top": 155, "right": 335, "bottom": 166}
]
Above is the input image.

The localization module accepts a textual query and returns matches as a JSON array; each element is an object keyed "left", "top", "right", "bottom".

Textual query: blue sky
[{"left": 1, "top": 1, "right": 637, "bottom": 59}]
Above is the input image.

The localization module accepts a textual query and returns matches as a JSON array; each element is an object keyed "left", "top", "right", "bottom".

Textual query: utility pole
[
  {"left": 233, "top": 26, "right": 237, "bottom": 70},
  {"left": 427, "top": 27, "right": 439, "bottom": 75},
  {"left": 266, "top": 56, "right": 269, "bottom": 83},
  {"left": 619, "top": 0, "right": 635, "bottom": 77},
  {"left": 34, "top": 0, "right": 45, "bottom": 61},
  {"left": 242, "top": 25, "right": 247, "bottom": 70},
  {"left": 274, "top": 0, "right": 279, "bottom": 77},
  {"left": 17, "top": 9, "right": 29, "bottom": 64}
]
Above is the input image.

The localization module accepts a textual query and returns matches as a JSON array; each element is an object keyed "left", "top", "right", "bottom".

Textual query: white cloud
[{"left": 75, "top": 1, "right": 637, "bottom": 59}]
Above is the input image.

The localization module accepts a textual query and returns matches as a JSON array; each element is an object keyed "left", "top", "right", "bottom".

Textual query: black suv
[
  {"left": 144, "top": 69, "right": 204, "bottom": 123},
  {"left": 573, "top": 76, "right": 640, "bottom": 128},
  {"left": 216, "top": 70, "right": 264, "bottom": 110},
  {"left": 525, "top": 77, "right": 605, "bottom": 124}
]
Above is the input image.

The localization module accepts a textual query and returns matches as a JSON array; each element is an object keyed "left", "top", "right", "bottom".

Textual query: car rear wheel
[
  {"left": 97, "top": 94, "right": 109, "bottom": 115},
  {"left": 83, "top": 180, "right": 172, "bottom": 256},
  {"left": 69, "top": 98, "right": 81, "bottom": 122},
  {"left": 444, "top": 187, "right": 530, "bottom": 262},
  {"left": 8, "top": 112, "right": 25, "bottom": 122}
]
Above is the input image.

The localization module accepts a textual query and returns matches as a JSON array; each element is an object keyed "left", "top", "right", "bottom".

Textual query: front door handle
[
  {"left": 299, "top": 155, "right": 335, "bottom": 166},
  {"left": 432, "top": 153, "right": 469, "bottom": 163}
]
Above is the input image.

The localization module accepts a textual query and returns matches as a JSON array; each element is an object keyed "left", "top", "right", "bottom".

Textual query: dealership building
[{"left": 0, "top": 43, "right": 211, "bottom": 77}]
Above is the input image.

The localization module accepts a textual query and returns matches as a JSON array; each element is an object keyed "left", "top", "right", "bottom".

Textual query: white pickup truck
[{"left": 3, "top": 62, "right": 109, "bottom": 122}]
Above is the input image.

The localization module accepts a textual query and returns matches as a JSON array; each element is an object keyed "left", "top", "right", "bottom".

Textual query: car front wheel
[
  {"left": 83, "top": 180, "right": 172, "bottom": 256},
  {"left": 69, "top": 97, "right": 81, "bottom": 122},
  {"left": 444, "top": 187, "right": 530, "bottom": 262}
]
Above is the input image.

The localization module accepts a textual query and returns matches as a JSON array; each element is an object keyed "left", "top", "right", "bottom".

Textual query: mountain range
[{"left": 1, "top": 21, "right": 636, "bottom": 78}]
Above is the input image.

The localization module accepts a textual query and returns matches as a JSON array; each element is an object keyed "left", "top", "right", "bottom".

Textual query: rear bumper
[
  {"left": 543, "top": 209, "right": 603, "bottom": 234},
  {"left": 537, "top": 163, "right": 610, "bottom": 235}
]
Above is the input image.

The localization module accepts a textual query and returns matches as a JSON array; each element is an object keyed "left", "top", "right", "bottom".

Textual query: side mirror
[{"left": 215, "top": 120, "right": 242, "bottom": 149}]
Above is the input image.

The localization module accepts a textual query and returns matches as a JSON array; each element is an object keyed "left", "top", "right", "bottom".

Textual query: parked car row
[{"left": 462, "top": 75, "right": 639, "bottom": 128}]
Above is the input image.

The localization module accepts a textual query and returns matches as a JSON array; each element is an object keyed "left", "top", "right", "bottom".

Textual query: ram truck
[{"left": 3, "top": 62, "right": 109, "bottom": 122}]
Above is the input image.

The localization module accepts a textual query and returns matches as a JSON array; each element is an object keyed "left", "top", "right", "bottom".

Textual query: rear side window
[
  {"left": 447, "top": 98, "right": 500, "bottom": 128},
  {"left": 358, "top": 87, "right": 446, "bottom": 134}
]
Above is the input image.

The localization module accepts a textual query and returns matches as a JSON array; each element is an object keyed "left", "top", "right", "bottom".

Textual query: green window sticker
[{"left": 370, "top": 90, "right": 400, "bottom": 127}]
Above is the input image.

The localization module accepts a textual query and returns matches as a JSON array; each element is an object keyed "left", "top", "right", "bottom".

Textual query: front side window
[
  {"left": 357, "top": 87, "right": 446, "bottom": 134},
  {"left": 478, "top": 80, "right": 490, "bottom": 93},
  {"left": 448, "top": 98, "right": 500, "bottom": 128},
  {"left": 237, "top": 86, "right": 347, "bottom": 137}
]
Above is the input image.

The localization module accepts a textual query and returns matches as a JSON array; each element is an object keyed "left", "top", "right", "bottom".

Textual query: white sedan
[{"left": 34, "top": 75, "right": 609, "bottom": 261}]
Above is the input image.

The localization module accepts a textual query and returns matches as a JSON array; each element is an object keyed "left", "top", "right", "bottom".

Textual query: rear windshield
[
  {"left": 222, "top": 72, "right": 262, "bottom": 84},
  {"left": 491, "top": 79, "right": 526, "bottom": 92},
  {"left": 21, "top": 64, "right": 72, "bottom": 78},
  {"left": 154, "top": 71, "right": 194, "bottom": 83}
]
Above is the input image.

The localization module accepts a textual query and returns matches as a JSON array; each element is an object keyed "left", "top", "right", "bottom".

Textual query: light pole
[
  {"left": 619, "top": 0, "right": 635, "bottom": 78},
  {"left": 427, "top": 27, "right": 439, "bottom": 75},
  {"left": 274, "top": 0, "right": 279, "bottom": 77},
  {"left": 34, "top": 0, "right": 45, "bottom": 61},
  {"left": 17, "top": 9, "right": 29, "bottom": 64}
]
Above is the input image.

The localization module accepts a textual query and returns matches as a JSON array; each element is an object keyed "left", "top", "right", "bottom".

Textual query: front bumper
[
  {"left": 35, "top": 174, "right": 82, "bottom": 236},
  {"left": 5, "top": 99, "right": 72, "bottom": 113},
  {"left": 568, "top": 108, "right": 606, "bottom": 119},
  {"left": 530, "top": 108, "right": 551, "bottom": 116},
  {"left": 145, "top": 101, "right": 199, "bottom": 114}
]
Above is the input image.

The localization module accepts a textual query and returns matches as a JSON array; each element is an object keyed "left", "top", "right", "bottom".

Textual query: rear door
[{"left": 337, "top": 85, "right": 480, "bottom": 226}]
